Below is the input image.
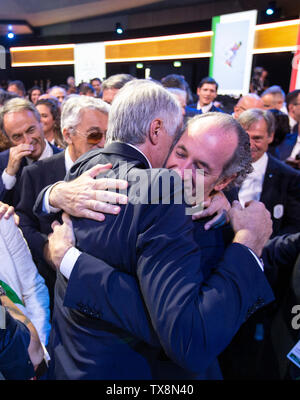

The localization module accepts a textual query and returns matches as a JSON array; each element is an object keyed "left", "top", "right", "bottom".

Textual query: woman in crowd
[{"left": 36, "top": 98, "right": 65, "bottom": 148}]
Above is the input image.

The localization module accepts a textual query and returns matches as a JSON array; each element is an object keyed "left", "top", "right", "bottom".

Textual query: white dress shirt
[
  {"left": 197, "top": 102, "right": 213, "bottom": 113},
  {"left": 238, "top": 153, "right": 268, "bottom": 208},
  {"left": 2, "top": 139, "right": 53, "bottom": 190},
  {"left": 290, "top": 135, "right": 300, "bottom": 159}
]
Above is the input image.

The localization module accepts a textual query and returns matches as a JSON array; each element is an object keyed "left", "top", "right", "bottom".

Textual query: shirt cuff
[
  {"left": 60, "top": 247, "right": 82, "bottom": 279},
  {"left": 43, "top": 184, "right": 62, "bottom": 214},
  {"left": 2, "top": 170, "right": 16, "bottom": 190},
  {"left": 248, "top": 248, "right": 264, "bottom": 271}
]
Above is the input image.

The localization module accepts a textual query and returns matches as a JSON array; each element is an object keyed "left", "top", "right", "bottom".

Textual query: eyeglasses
[
  {"left": 73, "top": 128, "right": 106, "bottom": 144},
  {"left": 86, "top": 131, "right": 105, "bottom": 144}
]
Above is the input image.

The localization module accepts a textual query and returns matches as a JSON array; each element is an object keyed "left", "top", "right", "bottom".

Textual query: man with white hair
[
  {"left": 38, "top": 80, "right": 273, "bottom": 380},
  {"left": 14, "top": 95, "right": 118, "bottom": 311},
  {"left": 233, "top": 93, "right": 264, "bottom": 119}
]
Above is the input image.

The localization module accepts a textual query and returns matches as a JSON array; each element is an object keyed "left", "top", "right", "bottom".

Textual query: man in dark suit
[
  {"left": 0, "top": 98, "right": 61, "bottom": 206},
  {"left": 14, "top": 95, "right": 111, "bottom": 312},
  {"left": 37, "top": 81, "right": 274, "bottom": 380},
  {"left": 185, "top": 77, "right": 223, "bottom": 117},
  {"left": 236, "top": 108, "right": 300, "bottom": 237}
]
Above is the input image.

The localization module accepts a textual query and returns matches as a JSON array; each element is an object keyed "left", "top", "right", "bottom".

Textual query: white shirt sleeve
[
  {"left": 1, "top": 169, "right": 16, "bottom": 190},
  {"left": 60, "top": 247, "right": 82, "bottom": 279},
  {"left": 248, "top": 248, "right": 264, "bottom": 271},
  {"left": 43, "top": 184, "right": 63, "bottom": 214}
]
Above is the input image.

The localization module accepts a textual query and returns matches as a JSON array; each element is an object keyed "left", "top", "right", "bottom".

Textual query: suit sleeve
[
  {"left": 135, "top": 192, "right": 274, "bottom": 373},
  {"left": 280, "top": 171, "right": 300, "bottom": 235},
  {"left": 64, "top": 171, "right": 275, "bottom": 374},
  {"left": 16, "top": 168, "right": 49, "bottom": 261}
]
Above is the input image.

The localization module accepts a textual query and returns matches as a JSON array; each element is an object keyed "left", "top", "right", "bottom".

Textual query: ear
[
  {"left": 213, "top": 174, "right": 237, "bottom": 192},
  {"left": 149, "top": 119, "right": 163, "bottom": 145},
  {"left": 267, "top": 132, "right": 274, "bottom": 144},
  {"left": 62, "top": 128, "right": 73, "bottom": 145}
]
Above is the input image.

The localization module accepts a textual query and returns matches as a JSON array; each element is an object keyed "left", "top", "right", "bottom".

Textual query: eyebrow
[{"left": 176, "top": 144, "right": 212, "bottom": 172}]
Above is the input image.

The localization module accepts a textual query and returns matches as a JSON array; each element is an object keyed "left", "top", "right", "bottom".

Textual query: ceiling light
[{"left": 115, "top": 23, "right": 123, "bottom": 35}]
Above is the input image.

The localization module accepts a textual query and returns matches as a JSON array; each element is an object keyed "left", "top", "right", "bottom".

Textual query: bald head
[{"left": 233, "top": 94, "right": 264, "bottom": 119}]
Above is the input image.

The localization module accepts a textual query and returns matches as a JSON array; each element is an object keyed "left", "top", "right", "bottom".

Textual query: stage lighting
[
  {"left": 265, "top": 2, "right": 276, "bottom": 16},
  {"left": 7, "top": 32, "right": 15, "bottom": 39},
  {"left": 115, "top": 23, "right": 123, "bottom": 35}
]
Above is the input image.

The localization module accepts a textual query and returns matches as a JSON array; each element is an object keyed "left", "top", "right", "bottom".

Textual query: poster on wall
[
  {"left": 209, "top": 10, "right": 257, "bottom": 95},
  {"left": 74, "top": 42, "right": 106, "bottom": 86}
]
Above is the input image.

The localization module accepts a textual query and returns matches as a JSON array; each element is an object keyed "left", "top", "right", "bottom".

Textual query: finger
[
  {"left": 204, "top": 210, "right": 228, "bottom": 230},
  {"left": 231, "top": 200, "right": 243, "bottom": 210},
  {"left": 4, "top": 206, "right": 15, "bottom": 219},
  {"left": 84, "top": 164, "right": 113, "bottom": 179},
  {"left": 94, "top": 178, "right": 128, "bottom": 191},
  {"left": 95, "top": 190, "right": 128, "bottom": 205},
  {"left": 51, "top": 220, "right": 61, "bottom": 231},
  {"left": 62, "top": 212, "right": 73, "bottom": 227},
  {"left": 87, "top": 200, "right": 122, "bottom": 215},
  {"left": 14, "top": 214, "right": 20, "bottom": 226}
]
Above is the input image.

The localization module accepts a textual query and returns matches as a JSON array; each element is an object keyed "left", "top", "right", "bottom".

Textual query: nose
[{"left": 23, "top": 133, "right": 32, "bottom": 144}]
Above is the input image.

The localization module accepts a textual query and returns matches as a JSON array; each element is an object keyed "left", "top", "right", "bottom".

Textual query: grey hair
[
  {"left": 106, "top": 79, "right": 183, "bottom": 145},
  {"left": 48, "top": 85, "right": 67, "bottom": 95},
  {"left": 60, "top": 94, "right": 110, "bottom": 132},
  {"left": 261, "top": 85, "right": 285, "bottom": 100},
  {"left": 102, "top": 74, "right": 135, "bottom": 91},
  {"left": 166, "top": 87, "right": 187, "bottom": 103},
  {"left": 238, "top": 108, "right": 275, "bottom": 137},
  {"left": 0, "top": 97, "right": 41, "bottom": 137},
  {"left": 188, "top": 112, "right": 253, "bottom": 189}
]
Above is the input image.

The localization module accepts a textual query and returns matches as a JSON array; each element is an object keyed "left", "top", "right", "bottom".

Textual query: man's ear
[
  {"left": 62, "top": 128, "right": 72, "bottom": 145},
  {"left": 267, "top": 132, "right": 275, "bottom": 144},
  {"left": 149, "top": 119, "right": 163, "bottom": 145},
  {"left": 214, "top": 174, "right": 237, "bottom": 192}
]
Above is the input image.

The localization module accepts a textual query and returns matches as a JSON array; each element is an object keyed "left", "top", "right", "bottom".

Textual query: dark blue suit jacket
[
  {"left": 0, "top": 309, "right": 35, "bottom": 380},
  {"left": 35, "top": 142, "right": 274, "bottom": 380},
  {"left": 185, "top": 103, "right": 224, "bottom": 118},
  {"left": 260, "top": 155, "right": 300, "bottom": 237},
  {"left": 15, "top": 150, "right": 66, "bottom": 311},
  {"left": 0, "top": 142, "right": 61, "bottom": 206},
  {"left": 273, "top": 132, "right": 298, "bottom": 161}
]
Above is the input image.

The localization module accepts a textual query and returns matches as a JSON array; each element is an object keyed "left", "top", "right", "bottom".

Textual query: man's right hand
[
  {"left": 6, "top": 144, "right": 34, "bottom": 176},
  {"left": 49, "top": 163, "right": 128, "bottom": 221},
  {"left": 229, "top": 200, "right": 273, "bottom": 257}
]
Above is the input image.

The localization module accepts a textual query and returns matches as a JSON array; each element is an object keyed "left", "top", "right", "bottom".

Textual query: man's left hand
[
  {"left": 48, "top": 213, "right": 75, "bottom": 269},
  {"left": 191, "top": 191, "right": 230, "bottom": 230}
]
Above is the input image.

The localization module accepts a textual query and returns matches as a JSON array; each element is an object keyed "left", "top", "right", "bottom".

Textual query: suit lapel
[{"left": 260, "top": 155, "right": 278, "bottom": 204}]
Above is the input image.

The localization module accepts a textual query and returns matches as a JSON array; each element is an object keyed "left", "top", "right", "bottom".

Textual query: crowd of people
[{"left": 0, "top": 69, "right": 299, "bottom": 381}]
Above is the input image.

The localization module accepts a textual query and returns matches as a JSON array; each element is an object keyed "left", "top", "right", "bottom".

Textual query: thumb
[
  {"left": 62, "top": 212, "right": 72, "bottom": 227},
  {"left": 85, "top": 163, "right": 113, "bottom": 179},
  {"left": 231, "top": 200, "right": 243, "bottom": 211},
  {"left": 51, "top": 220, "right": 61, "bottom": 231}
]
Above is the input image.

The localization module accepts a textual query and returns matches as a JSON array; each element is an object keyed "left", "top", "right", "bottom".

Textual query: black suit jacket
[
  {"left": 15, "top": 150, "right": 66, "bottom": 310},
  {"left": 34, "top": 142, "right": 274, "bottom": 380},
  {"left": 260, "top": 154, "right": 300, "bottom": 237},
  {"left": 0, "top": 143, "right": 61, "bottom": 206}
]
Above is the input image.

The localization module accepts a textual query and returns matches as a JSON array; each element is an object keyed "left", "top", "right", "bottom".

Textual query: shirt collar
[
  {"left": 65, "top": 146, "right": 75, "bottom": 173},
  {"left": 125, "top": 143, "right": 152, "bottom": 168},
  {"left": 197, "top": 102, "right": 213, "bottom": 113},
  {"left": 251, "top": 152, "right": 268, "bottom": 175}
]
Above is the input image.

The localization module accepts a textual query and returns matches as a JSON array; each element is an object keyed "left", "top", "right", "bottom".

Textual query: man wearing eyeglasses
[
  {"left": 0, "top": 98, "right": 61, "bottom": 206},
  {"left": 14, "top": 95, "right": 117, "bottom": 312}
]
